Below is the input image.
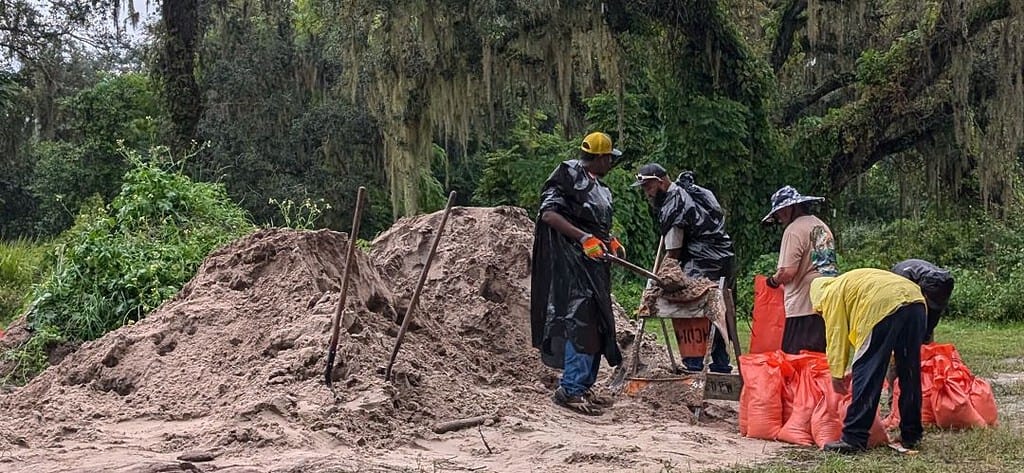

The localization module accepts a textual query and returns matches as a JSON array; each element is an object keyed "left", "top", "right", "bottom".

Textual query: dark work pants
[
  {"left": 682, "top": 330, "right": 731, "bottom": 373},
  {"left": 781, "top": 314, "right": 827, "bottom": 354},
  {"left": 844, "top": 303, "right": 927, "bottom": 448}
]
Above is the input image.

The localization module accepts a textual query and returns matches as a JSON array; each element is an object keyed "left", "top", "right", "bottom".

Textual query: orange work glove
[
  {"left": 608, "top": 237, "right": 625, "bottom": 258},
  {"left": 579, "top": 233, "right": 607, "bottom": 260}
]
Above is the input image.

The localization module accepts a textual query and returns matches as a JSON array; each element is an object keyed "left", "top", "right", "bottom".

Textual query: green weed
[{"left": 12, "top": 146, "right": 254, "bottom": 382}]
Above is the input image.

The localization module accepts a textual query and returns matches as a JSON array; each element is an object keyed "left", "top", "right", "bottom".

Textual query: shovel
[
  {"left": 385, "top": 191, "right": 457, "bottom": 381},
  {"left": 603, "top": 253, "right": 665, "bottom": 286},
  {"left": 324, "top": 186, "right": 367, "bottom": 388},
  {"left": 608, "top": 238, "right": 674, "bottom": 392}
]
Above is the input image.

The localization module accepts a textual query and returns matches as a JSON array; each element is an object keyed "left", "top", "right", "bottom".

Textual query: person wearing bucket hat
[
  {"left": 762, "top": 185, "right": 838, "bottom": 355},
  {"left": 634, "top": 163, "right": 735, "bottom": 373},
  {"left": 809, "top": 269, "right": 927, "bottom": 453},
  {"left": 531, "top": 131, "right": 625, "bottom": 416}
]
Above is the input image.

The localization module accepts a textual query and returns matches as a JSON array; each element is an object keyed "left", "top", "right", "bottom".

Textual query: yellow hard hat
[{"left": 580, "top": 132, "right": 622, "bottom": 156}]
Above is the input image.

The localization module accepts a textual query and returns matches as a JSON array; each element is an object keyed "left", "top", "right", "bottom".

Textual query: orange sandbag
[
  {"left": 971, "top": 378, "right": 999, "bottom": 426},
  {"left": 781, "top": 353, "right": 819, "bottom": 418},
  {"left": 933, "top": 369, "right": 987, "bottom": 429},
  {"left": 809, "top": 363, "right": 843, "bottom": 447},
  {"left": 749, "top": 275, "right": 785, "bottom": 353},
  {"left": 739, "top": 378, "right": 750, "bottom": 436},
  {"left": 776, "top": 365, "right": 816, "bottom": 445},
  {"left": 739, "top": 352, "right": 788, "bottom": 440},
  {"left": 923, "top": 342, "right": 963, "bottom": 363},
  {"left": 811, "top": 395, "right": 843, "bottom": 447},
  {"left": 920, "top": 370, "right": 937, "bottom": 425},
  {"left": 809, "top": 375, "right": 887, "bottom": 448}
]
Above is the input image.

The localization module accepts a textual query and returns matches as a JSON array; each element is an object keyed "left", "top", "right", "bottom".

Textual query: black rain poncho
[
  {"left": 530, "top": 160, "right": 623, "bottom": 370},
  {"left": 891, "top": 259, "right": 954, "bottom": 311},
  {"left": 657, "top": 179, "right": 735, "bottom": 282}
]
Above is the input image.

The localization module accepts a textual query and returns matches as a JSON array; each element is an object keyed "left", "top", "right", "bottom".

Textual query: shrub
[{"left": 27, "top": 146, "right": 254, "bottom": 342}]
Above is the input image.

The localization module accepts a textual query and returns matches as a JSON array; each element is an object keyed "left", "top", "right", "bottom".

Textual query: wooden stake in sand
[
  {"left": 384, "top": 191, "right": 457, "bottom": 381},
  {"left": 431, "top": 414, "right": 500, "bottom": 434}
]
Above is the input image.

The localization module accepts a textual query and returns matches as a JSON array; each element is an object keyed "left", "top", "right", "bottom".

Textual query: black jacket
[
  {"left": 656, "top": 181, "right": 734, "bottom": 283},
  {"left": 530, "top": 160, "right": 622, "bottom": 369},
  {"left": 892, "top": 259, "right": 954, "bottom": 312}
]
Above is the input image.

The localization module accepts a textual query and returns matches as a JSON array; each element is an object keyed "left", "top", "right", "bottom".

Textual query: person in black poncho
[
  {"left": 634, "top": 163, "right": 735, "bottom": 373},
  {"left": 891, "top": 259, "right": 955, "bottom": 344},
  {"left": 530, "top": 131, "right": 625, "bottom": 416}
]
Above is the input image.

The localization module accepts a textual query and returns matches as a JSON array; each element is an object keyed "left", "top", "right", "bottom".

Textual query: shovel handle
[
  {"left": 325, "top": 186, "right": 367, "bottom": 387},
  {"left": 604, "top": 253, "right": 666, "bottom": 286},
  {"left": 385, "top": 191, "right": 457, "bottom": 381}
]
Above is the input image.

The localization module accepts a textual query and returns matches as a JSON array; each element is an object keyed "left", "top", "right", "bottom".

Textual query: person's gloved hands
[
  {"left": 579, "top": 233, "right": 607, "bottom": 260},
  {"left": 766, "top": 275, "right": 781, "bottom": 288},
  {"left": 608, "top": 237, "right": 626, "bottom": 258}
]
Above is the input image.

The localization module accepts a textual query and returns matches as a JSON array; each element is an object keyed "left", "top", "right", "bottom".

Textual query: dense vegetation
[{"left": 0, "top": 0, "right": 1020, "bottom": 381}]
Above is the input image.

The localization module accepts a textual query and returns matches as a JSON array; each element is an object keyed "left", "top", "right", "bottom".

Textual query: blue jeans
[
  {"left": 560, "top": 340, "right": 601, "bottom": 397},
  {"left": 683, "top": 330, "right": 732, "bottom": 373}
]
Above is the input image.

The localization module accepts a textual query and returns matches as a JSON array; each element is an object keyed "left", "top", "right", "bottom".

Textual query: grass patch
[
  {"left": 0, "top": 239, "right": 48, "bottom": 328},
  {"left": 932, "top": 319, "right": 1024, "bottom": 377}
]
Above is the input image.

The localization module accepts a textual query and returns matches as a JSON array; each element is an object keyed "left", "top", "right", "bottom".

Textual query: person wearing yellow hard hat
[
  {"left": 531, "top": 131, "right": 625, "bottom": 416},
  {"left": 809, "top": 268, "right": 927, "bottom": 453}
]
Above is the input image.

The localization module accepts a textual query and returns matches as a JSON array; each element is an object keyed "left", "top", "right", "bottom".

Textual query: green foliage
[
  {"left": 840, "top": 212, "right": 1024, "bottom": 272},
  {"left": 838, "top": 213, "right": 1024, "bottom": 322},
  {"left": 0, "top": 324, "right": 62, "bottom": 386},
  {"left": 473, "top": 112, "right": 574, "bottom": 213},
  {"left": 420, "top": 144, "right": 448, "bottom": 213},
  {"left": 947, "top": 264, "right": 1024, "bottom": 322},
  {"left": 27, "top": 146, "right": 253, "bottom": 344},
  {"left": 855, "top": 30, "right": 923, "bottom": 87},
  {"left": 0, "top": 239, "right": 48, "bottom": 327},
  {"left": 28, "top": 73, "right": 170, "bottom": 236},
  {"left": 195, "top": 8, "right": 391, "bottom": 238}
]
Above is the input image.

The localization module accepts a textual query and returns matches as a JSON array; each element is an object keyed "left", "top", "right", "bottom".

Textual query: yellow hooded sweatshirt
[{"left": 810, "top": 268, "right": 925, "bottom": 379}]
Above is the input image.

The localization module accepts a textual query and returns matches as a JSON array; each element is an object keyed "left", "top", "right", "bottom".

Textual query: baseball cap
[
  {"left": 631, "top": 163, "right": 668, "bottom": 186},
  {"left": 580, "top": 132, "right": 622, "bottom": 156}
]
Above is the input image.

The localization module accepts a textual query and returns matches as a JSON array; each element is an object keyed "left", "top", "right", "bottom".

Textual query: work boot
[
  {"left": 823, "top": 440, "right": 866, "bottom": 454},
  {"left": 583, "top": 388, "right": 615, "bottom": 408},
  {"left": 552, "top": 387, "right": 603, "bottom": 416}
]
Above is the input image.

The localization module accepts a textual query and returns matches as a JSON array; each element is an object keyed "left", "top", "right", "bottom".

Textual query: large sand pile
[{"left": 0, "top": 206, "right": 753, "bottom": 473}]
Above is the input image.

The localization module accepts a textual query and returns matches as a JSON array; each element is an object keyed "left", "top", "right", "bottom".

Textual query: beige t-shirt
[{"left": 778, "top": 215, "right": 838, "bottom": 318}]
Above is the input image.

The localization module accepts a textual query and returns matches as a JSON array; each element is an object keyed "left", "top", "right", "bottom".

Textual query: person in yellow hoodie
[{"left": 810, "top": 268, "right": 927, "bottom": 453}]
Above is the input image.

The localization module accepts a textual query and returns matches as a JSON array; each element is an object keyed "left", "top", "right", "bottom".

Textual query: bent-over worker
[
  {"left": 634, "top": 163, "right": 734, "bottom": 373},
  {"left": 810, "top": 268, "right": 927, "bottom": 453}
]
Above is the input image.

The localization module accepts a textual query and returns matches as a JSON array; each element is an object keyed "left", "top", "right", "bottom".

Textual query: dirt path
[{"left": 0, "top": 396, "right": 777, "bottom": 473}]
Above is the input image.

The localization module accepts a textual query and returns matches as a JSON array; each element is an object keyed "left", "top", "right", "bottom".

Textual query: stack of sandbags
[
  {"left": 739, "top": 351, "right": 887, "bottom": 449},
  {"left": 885, "top": 343, "right": 998, "bottom": 430}
]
